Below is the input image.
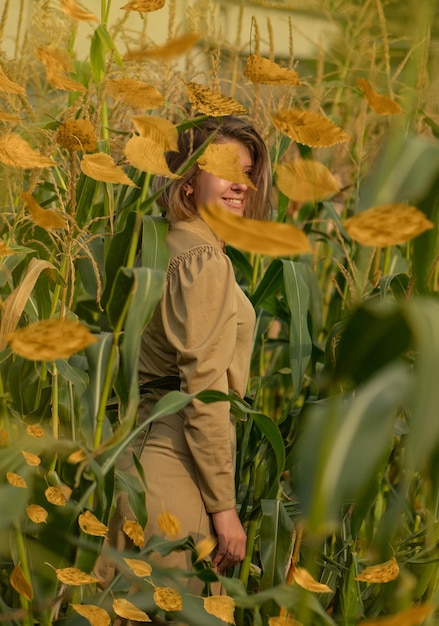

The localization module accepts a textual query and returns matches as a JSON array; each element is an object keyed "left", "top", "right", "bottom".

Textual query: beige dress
[{"left": 136, "top": 217, "right": 255, "bottom": 587}]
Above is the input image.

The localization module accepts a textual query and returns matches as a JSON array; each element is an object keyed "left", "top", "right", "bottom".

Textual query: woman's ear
[{"left": 183, "top": 182, "right": 194, "bottom": 197}]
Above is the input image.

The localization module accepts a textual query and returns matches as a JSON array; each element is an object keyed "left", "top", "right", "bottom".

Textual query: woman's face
[{"left": 189, "top": 140, "right": 253, "bottom": 217}]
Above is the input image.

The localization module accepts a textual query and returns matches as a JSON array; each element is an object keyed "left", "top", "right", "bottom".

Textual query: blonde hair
[{"left": 153, "top": 116, "right": 272, "bottom": 222}]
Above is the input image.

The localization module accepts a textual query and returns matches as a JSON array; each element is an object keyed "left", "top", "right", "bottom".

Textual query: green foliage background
[{"left": 0, "top": 1, "right": 439, "bottom": 625}]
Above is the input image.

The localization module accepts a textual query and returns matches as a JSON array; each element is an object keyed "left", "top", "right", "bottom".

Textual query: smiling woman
[{"left": 102, "top": 115, "right": 272, "bottom": 594}]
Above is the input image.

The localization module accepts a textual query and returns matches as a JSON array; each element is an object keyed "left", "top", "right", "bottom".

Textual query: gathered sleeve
[{"left": 161, "top": 245, "right": 238, "bottom": 513}]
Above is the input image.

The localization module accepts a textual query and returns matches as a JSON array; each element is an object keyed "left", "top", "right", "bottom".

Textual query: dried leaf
[
  {"left": 45, "top": 486, "right": 67, "bottom": 506},
  {"left": 113, "top": 598, "right": 151, "bottom": 621},
  {"left": 22, "top": 192, "right": 67, "bottom": 231},
  {"left": 21, "top": 450, "right": 41, "bottom": 466},
  {"left": 9, "top": 318, "right": 97, "bottom": 361},
  {"left": 0, "top": 429, "right": 7, "bottom": 445},
  {"left": 293, "top": 567, "right": 332, "bottom": 593},
  {"left": 197, "top": 143, "right": 257, "bottom": 190},
  {"left": 355, "top": 556, "right": 399, "bottom": 583},
  {"left": 26, "top": 424, "right": 46, "bottom": 438},
  {"left": 125, "top": 32, "right": 200, "bottom": 61},
  {"left": 357, "top": 603, "right": 435, "bottom": 626},
  {"left": 204, "top": 596, "right": 235, "bottom": 624},
  {"left": 81, "top": 153, "right": 138, "bottom": 186},
  {"left": 106, "top": 78, "right": 164, "bottom": 109},
  {"left": 26, "top": 504, "right": 48, "bottom": 524},
  {"left": 153, "top": 587, "right": 183, "bottom": 612},
  {"left": 0, "top": 67, "right": 25, "bottom": 95},
  {"left": 55, "top": 567, "right": 99, "bottom": 586},
  {"left": 199, "top": 204, "right": 312, "bottom": 257},
  {"left": 158, "top": 510, "right": 181, "bottom": 537},
  {"left": 67, "top": 449, "right": 87, "bottom": 464},
  {"left": 0, "top": 241, "right": 14, "bottom": 257},
  {"left": 0, "top": 133, "right": 55, "bottom": 168},
  {"left": 36, "top": 45, "right": 74, "bottom": 73},
  {"left": 6, "top": 472, "right": 27, "bottom": 488},
  {"left": 268, "top": 618, "right": 303, "bottom": 626},
  {"left": 343, "top": 203, "right": 434, "bottom": 247},
  {"left": 272, "top": 109, "right": 351, "bottom": 148},
  {"left": 71, "top": 604, "right": 111, "bottom": 626},
  {"left": 244, "top": 55, "right": 300, "bottom": 85},
  {"left": 61, "top": 0, "right": 99, "bottom": 22},
  {"left": 57, "top": 119, "right": 97, "bottom": 151},
  {"left": 10, "top": 564, "right": 33, "bottom": 601},
  {"left": 122, "top": 519, "right": 145, "bottom": 547},
  {"left": 123, "top": 557, "right": 152, "bottom": 578},
  {"left": 186, "top": 82, "right": 247, "bottom": 116},
  {"left": 357, "top": 78, "right": 402, "bottom": 115},
  {"left": 121, "top": 0, "right": 165, "bottom": 11},
  {"left": 0, "top": 111, "right": 22, "bottom": 122},
  {"left": 276, "top": 160, "right": 340, "bottom": 202},
  {"left": 131, "top": 115, "right": 178, "bottom": 151},
  {"left": 46, "top": 69, "right": 86, "bottom": 92},
  {"left": 195, "top": 535, "right": 217, "bottom": 562},
  {"left": 125, "top": 135, "right": 179, "bottom": 178},
  {"left": 78, "top": 511, "right": 108, "bottom": 537}
]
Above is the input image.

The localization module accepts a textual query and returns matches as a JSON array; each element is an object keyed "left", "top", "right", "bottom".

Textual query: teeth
[{"left": 224, "top": 198, "right": 242, "bottom": 204}]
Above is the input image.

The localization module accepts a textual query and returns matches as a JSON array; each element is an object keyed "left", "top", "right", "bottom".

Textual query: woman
[{"left": 113, "top": 115, "right": 271, "bottom": 593}]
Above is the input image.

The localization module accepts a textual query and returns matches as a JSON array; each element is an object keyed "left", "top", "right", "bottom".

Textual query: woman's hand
[{"left": 211, "top": 508, "right": 247, "bottom": 574}]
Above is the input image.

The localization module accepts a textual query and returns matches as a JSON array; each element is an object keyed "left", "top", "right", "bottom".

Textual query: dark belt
[{"left": 106, "top": 376, "right": 181, "bottom": 410}]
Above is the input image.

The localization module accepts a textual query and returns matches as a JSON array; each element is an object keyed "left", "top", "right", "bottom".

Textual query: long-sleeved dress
[{"left": 137, "top": 216, "right": 256, "bottom": 584}]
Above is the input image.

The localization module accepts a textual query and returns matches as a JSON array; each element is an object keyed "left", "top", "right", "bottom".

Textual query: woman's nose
[{"left": 231, "top": 180, "right": 248, "bottom": 191}]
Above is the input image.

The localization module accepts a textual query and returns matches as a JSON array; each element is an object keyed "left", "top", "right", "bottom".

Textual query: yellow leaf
[
  {"left": 124, "top": 135, "right": 179, "bottom": 178},
  {"left": 81, "top": 153, "right": 138, "bottom": 186},
  {"left": 45, "top": 486, "right": 67, "bottom": 506},
  {"left": 272, "top": 109, "right": 351, "bottom": 148},
  {"left": 106, "top": 78, "right": 164, "bottom": 109},
  {"left": 276, "top": 160, "right": 340, "bottom": 202},
  {"left": 197, "top": 143, "right": 257, "bottom": 190},
  {"left": 0, "top": 241, "right": 14, "bottom": 257},
  {"left": 56, "top": 119, "right": 97, "bottom": 152},
  {"left": 67, "top": 449, "right": 87, "bottom": 464},
  {"left": 343, "top": 203, "right": 434, "bottom": 247},
  {"left": 61, "top": 0, "right": 99, "bottom": 22},
  {"left": 46, "top": 69, "right": 86, "bottom": 92},
  {"left": 113, "top": 598, "right": 151, "bottom": 621},
  {"left": 9, "top": 318, "right": 97, "bottom": 361},
  {"left": 21, "top": 450, "right": 41, "bottom": 466},
  {"left": 244, "top": 55, "right": 300, "bottom": 85},
  {"left": 204, "top": 596, "right": 235, "bottom": 624},
  {"left": 125, "top": 32, "right": 200, "bottom": 61},
  {"left": 0, "top": 133, "right": 55, "bottom": 169},
  {"left": 55, "top": 567, "right": 99, "bottom": 586},
  {"left": 121, "top": 0, "right": 165, "bottom": 11},
  {"left": 78, "top": 511, "right": 108, "bottom": 538},
  {"left": 195, "top": 535, "right": 217, "bottom": 562},
  {"left": 26, "top": 504, "right": 48, "bottom": 524},
  {"left": 71, "top": 604, "right": 111, "bottom": 626},
  {"left": 123, "top": 557, "right": 152, "bottom": 578},
  {"left": 36, "top": 45, "right": 74, "bottom": 74},
  {"left": 355, "top": 556, "right": 399, "bottom": 583},
  {"left": 26, "top": 424, "right": 46, "bottom": 438},
  {"left": 293, "top": 567, "right": 332, "bottom": 593},
  {"left": 0, "top": 67, "right": 25, "bottom": 95},
  {"left": 131, "top": 115, "right": 178, "bottom": 151},
  {"left": 268, "top": 618, "right": 303, "bottom": 626},
  {"left": 186, "top": 82, "right": 247, "bottom": 116},
  {"left": 6, "top": 472, "right": 27, "bottom": 488},
  {"left": 10, "top": 564, "right": 33, "bottom": 601},
  {"left": 153, "top": 587, "right": 183, "bottom": 612},
  {"left": 22, "top": 193, "right": 67, "bottom": 231},
  {"left": 158, "top": 510, "right": 181, "bottom": 537},
  {"left": 357, "top": 603, "right": 435, "bottom": 626},
  {"left": 122, "top": 519, "right": 145, "bottom": 547},
  {"left": 199, "top": 204, "right": 312, "bottom": 257},
  {"left": 357, "top": 78, "right": 402, "bottom": 115},
  {"left": 0, "top": 111, "right": 22, "bottom": 122}
]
